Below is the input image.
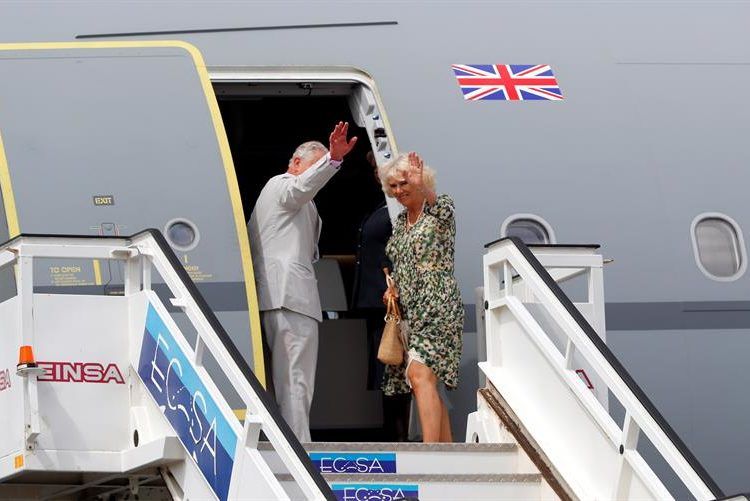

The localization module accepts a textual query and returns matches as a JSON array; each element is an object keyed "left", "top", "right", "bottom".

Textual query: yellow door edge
[
  {"left": 0, "top": 40, "right": 204, "bottom": 52},
  {"left": 0, "top": 131, "right": 19, "bottom": 238},
  {"left": 181, "top": 45, "right": 268, "bottom": 387}
]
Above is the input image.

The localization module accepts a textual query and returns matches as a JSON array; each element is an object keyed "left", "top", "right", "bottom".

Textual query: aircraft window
[
  {"left": 165, "top": 218, "right": 200, "bottom": 251},
  {"left": 501, "top": 214, "right": 556, "bottom": 244},
  {"left": 691, "top": 214, "right": 746, "bottom": 281}
]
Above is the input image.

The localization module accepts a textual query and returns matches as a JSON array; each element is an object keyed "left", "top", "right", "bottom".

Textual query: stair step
[
  {"left": 278, "top": 473, "right": 541, "bottom": 482},
  {"left": 259, "top": 442, "right": 521, "bottom": 475},
  {"left": 276, "top": 473, "right": 543, "bottom": 500},
  {"left": 299, "top": 442, "right": 517, "bottom": 452}
]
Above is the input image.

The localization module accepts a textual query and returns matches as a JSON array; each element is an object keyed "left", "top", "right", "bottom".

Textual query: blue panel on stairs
[
  {"left": 138, "top": 303, "right": 237, "bottom": 501},
  {"left": 331, "top": 484, "right": 418, "bottom": 501},
  {"left": 310, "top": 453, "right": 397, "bottom": 474}
]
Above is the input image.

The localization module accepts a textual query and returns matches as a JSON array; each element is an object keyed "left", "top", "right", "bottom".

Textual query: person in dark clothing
[
  {"left": 352, "top": 195, "right": 392, "bottom": 388},
  {"left": 352, "top": 152, "right": 411, "bottom": 442}
]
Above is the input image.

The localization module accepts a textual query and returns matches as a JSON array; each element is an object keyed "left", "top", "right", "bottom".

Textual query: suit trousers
[{"left": 262, "top": 308, "right": 318, "bottom": 442}]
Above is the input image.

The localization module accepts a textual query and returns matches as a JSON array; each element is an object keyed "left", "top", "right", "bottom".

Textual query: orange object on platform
[{"left": 17, "top": 345, "right": 36, "bottom": 366}]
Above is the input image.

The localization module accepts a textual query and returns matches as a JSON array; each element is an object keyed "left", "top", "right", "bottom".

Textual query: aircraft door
[{"left": 0, "top": 42, "right": 264, "bottom": 384}]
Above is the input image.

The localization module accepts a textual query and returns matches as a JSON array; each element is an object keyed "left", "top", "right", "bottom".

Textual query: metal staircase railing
[
  {"left": 480, "top": 237, "right": 723, "bottom": 501},
  {"left": 0, "top": 230, "right": 334, "bottom": 500}
]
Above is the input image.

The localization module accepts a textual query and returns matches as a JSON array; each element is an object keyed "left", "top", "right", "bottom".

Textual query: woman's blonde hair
[{"left": 377, "top": 153, "right": 436, "bottom": 197}]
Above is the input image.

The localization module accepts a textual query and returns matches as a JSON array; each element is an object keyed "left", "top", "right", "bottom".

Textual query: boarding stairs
[
  {"left": 0, "top": 232, "right": 733, "bottom": 500},
  {"left": 0, "top": 231, "right": 330, "bottom": 500}
]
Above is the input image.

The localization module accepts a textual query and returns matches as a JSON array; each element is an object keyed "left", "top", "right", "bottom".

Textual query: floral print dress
[{"left": 383, "top": 194, "right": 464, "bottom": 396}]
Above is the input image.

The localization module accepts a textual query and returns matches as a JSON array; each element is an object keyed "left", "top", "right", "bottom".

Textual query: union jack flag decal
[{"left": 451, "top": 64, "right": 564, "bottom": 101}]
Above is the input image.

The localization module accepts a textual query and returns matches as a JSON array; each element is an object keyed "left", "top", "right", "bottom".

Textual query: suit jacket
[
  {"left": 247, "top": 153, "right": 341, "bottom": 321},
  {"left": 352, "top": 204, "right": 393, "bottom": 309}
]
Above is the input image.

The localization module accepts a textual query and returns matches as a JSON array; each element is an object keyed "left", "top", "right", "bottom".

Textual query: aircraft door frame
[{"left": 208, "top": 67, "right": 403, "bottom": 220}]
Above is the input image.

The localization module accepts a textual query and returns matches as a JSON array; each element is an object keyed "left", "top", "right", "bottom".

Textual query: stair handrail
[
  {"left": 0, "top": 230, "right": 334, "bottom": 500},
  {"left": 483, "top": 237, "right": 723, "bottom": 500}
]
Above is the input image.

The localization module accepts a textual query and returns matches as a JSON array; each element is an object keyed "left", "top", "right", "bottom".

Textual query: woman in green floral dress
[{"left": 379, "top": 152, "right": 464, "bottom": 442}]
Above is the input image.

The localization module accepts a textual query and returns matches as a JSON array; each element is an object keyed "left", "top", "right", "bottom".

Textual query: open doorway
[
  {"left": 218, "top": 94, "right": 385, "bottom": 257},
  {"left": 213, "top": 77, "right": 398, "bottom": 439}
]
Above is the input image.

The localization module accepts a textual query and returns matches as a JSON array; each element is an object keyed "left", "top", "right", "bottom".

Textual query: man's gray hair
[{"left": 290, "top": 141, "right": 328, "bottom": 164}]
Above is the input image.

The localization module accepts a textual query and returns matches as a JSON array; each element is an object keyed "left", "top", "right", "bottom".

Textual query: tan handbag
[{"left": 378, "top": 274, "right": 405, "bottom": 366}]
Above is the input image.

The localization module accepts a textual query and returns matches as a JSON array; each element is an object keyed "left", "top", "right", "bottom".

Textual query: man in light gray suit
[{"left": 248, "top": 121, "right": 357, "bottom": 441}]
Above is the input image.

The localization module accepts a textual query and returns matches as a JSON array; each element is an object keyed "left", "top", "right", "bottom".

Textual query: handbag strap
[
  {"left": 385, "top": 273, "right": 396, "bottom": 289},
  {"left": 385, "top": 295, "right": 401, "bottom": 321},
  {"left": 383, "top": 270, "right": 402, "bottom": 320}
]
